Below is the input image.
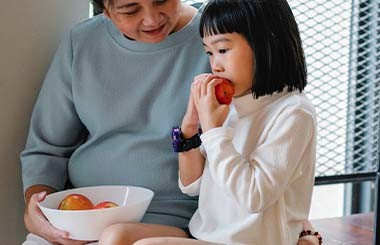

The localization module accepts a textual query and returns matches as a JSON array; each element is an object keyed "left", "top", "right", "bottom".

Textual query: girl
[{"left": 135, "top": 0, "right": 319, "bottom": 244}]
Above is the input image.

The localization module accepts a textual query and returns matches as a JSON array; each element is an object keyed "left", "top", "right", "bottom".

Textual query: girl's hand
[
  {"left": 192, "top": 76, "right": 230, "bottom": 132},
  {"left": 181, "top": 74, "right": 216, "bottom": 137},
  {"left": 24, "top": 191, "right": 93, "bottom": 245}
]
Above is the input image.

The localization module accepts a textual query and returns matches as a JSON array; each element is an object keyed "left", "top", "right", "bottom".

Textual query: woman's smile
[{"left": 142, "top": 23, "right": 166, "bottom": 36}]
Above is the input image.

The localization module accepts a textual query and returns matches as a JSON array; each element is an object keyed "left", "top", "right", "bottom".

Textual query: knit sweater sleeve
[
  {"left": 200, "top": 109, "right": 315, "bottom": 213},
  {"left": 20, "top": 30, "right": 87, "bottom": 193}
]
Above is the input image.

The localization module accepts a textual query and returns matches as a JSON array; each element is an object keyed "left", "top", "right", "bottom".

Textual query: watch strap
[{"left": 172, "top": 127, "right": 202, "bottom": 152}]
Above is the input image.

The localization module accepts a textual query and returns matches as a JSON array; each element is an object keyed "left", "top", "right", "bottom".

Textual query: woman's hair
[
  {"left": 91, "top": 0, "right": 113, "bottom": 10},
  {"left": 200, "top": 0, "right": 307, "bottom": 98}
]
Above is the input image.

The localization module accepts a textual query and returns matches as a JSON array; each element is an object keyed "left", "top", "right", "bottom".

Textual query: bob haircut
[{"left": 200, "top": 0, "right": 307, "bottom": 98}]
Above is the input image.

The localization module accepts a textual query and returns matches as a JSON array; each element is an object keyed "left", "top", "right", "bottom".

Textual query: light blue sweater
[{"left": 21, "top": 10, "right": 210, "bottom": 228}]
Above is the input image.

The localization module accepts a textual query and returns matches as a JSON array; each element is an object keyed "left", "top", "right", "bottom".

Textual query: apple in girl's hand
[
  {"left": 214, "top": 78, "right": 235, "bottom": 105},
  {"left": 58, "top": 194, "right": 94, "bottom": 210},
  {"left": 94, "top": 201, "right": 119, "bottom": 209}
]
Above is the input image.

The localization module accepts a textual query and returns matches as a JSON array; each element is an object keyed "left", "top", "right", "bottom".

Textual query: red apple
[
  {"left": 58, "top": 194, "right": 94, "bottom": 210},
  {"left": 215, "top": 78, "right": 235, "bottom": 105},
  {"left": 94, "top": 201, "right": 119, "bottom": 209}
]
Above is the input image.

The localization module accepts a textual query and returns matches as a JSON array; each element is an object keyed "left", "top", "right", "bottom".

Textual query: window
[{"left": 288, "top": 0, "right": 379, "bottom": 218}]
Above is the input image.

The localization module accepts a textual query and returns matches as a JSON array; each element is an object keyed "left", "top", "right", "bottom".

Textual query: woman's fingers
[
  {"left": 26, "top": 191, "right": 96, "bottom": 245},
  {"left": 47, "top": 225, "right": 70, "bottom": 240},
  {"left": 57, "top": 237, "right": 94, "bottom": 245},
  {"left": 25, "top": 191, "right": 72, "bottom": 244}
]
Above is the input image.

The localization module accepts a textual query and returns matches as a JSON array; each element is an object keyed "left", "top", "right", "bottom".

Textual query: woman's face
[
  {"left": 203, "top": 32, "right": 254, "bottom": 97},
  {"left": 104, "top": 0, "right": 182, "bottom": 43}
]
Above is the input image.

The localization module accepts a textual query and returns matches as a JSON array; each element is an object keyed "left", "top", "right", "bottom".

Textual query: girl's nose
[{"left": 212, "top": 61, "right": 224, "bottom": 74}]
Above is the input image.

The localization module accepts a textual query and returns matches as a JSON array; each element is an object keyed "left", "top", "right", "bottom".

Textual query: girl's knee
[
  {"left": 99, "top": 223, "right": 139, "bottom": 245},
  {"left": 133, "top": 237, "right": 170, "bottom": 245}
]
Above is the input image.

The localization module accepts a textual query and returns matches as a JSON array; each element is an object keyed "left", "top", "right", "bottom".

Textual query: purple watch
[{"left": 172, "top": 126, "right": 202, "bottom": 152}]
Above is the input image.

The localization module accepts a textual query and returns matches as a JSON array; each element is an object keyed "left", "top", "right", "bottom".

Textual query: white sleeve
[
  {"left": 200, "top": 109, "right": 316, "bottom": 213},
  {"left": 178, "top": 173, "right": 202, "bottom": 197},
  {"left": 199, "top": 143, "right": 206, "bottom": 157}
]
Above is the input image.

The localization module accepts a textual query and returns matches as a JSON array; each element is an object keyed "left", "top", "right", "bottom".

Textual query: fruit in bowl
[
  {"left": 215, "top": 78, "right": 235, "bottom": 105},
  {"left": 38, "top": 185, "right": 154, "bottom": 241},
  {"left": 57, "top": 194, "right": 119, "bottom": 210},
  {"left": 94, "top": 201, "right": 118, "bottom": 209},
  {"left": 58, "top": 194, "right": 95, "bottom": 210}
]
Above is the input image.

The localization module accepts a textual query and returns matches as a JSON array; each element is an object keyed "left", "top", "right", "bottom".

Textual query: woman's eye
[
  {"left": 205, "top": 51, "right": 213, "bottom": 56},
  {"left": 120, "top": 9, "right": 139, "bottom": 15},
  {"left": 123, "top": 12, "right": 138, "bottom": 15},
  {"left": 155, "top": 0, "right": 168, "bottom": 5},
  {"left": 118, "top": 7, "right": 141, "bottom": 15}
]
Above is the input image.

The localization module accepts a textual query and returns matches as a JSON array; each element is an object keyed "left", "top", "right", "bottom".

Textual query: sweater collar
[{"left": 232, "top": 89, "right": 295, "bottom": 117}]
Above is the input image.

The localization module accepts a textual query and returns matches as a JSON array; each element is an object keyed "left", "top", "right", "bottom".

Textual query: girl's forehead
[{"left": 203, "top": 33, "right": 242, "bottom": 46}]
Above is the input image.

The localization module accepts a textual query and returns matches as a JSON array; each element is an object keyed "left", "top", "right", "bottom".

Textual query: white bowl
[{"left": 38, "top": 185, "right": 154, "bottom": 241}]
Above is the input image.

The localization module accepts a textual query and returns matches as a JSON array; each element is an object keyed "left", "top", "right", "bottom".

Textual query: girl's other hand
[
  {"left": 24, "top": 191, "right": 92, "bottom": 245},
  {"left": 181, "top": 74, "right": 215, "bottom": 137},
  {"left": 192, "top": 76, "right": 230, "bottom": 132}
]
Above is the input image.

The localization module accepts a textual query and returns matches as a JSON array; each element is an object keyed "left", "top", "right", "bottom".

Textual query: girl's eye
[
  {"left": 205, "top": 51, "right": 213, "bottom": 56},
  {"left": 219, "top": 49, "right": 228, "bottom": 54}
]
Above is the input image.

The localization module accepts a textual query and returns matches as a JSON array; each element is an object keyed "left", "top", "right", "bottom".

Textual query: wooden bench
[{"left": 311, "top": 212, "right": 373, "bottom": 244}]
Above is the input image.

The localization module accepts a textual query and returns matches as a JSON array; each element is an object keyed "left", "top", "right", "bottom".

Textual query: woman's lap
[
  {"left": 134, "top": 237, "right": 222, "bottom": 245},
  {"left": 22, "top": 234, "right": 98, "bottom": 245}
]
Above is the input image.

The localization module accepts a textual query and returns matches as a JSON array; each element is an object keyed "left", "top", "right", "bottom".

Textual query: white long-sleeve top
[{"left": 179, "top": 90, "right": 317, "bottom": 245}]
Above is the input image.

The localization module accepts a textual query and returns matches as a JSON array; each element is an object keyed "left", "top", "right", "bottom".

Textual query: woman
[{"left": 23, "top": 0, "right": 207, "bottom": 244}]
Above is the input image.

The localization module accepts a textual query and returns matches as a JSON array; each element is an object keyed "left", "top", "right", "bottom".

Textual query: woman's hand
[
  {"left": 297, "top": 220, "right": 322, "bottom": 245},
  {"left": 24, "top": 190, "right": 93, "bottom": 245},
  {"left": 192, "top": 75, "right": 230, "bottom": 132},
  {"left": 297, "top": 235, "right": 321, "bottom": 245}
]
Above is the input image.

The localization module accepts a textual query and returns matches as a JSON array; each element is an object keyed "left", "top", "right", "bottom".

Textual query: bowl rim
[{"left": 38, "top": 185, "right": 154, "bottom": 213}]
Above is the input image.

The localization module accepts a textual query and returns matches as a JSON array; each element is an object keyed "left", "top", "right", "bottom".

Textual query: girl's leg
[
  {"left": 98, "top": 222, "right": 188, "bottom": 245},
  {"left": 134, "top": 237, "right": 221, "bottom": 245}
]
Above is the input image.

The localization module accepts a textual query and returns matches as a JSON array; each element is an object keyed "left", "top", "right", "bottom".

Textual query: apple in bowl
[
  {"left": 94, "top": 201, "right": 118, "bottom": 209},
  {"left": 58, "top": 194, "right": 95, "bottom": 210}
]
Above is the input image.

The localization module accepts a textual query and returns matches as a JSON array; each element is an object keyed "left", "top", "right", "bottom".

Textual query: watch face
[
  {"left": 172, "top": 127, "right": 182, "bottom": 152},
  {"left": 172, "top": 127, "right": 181, "bottom": 140}
]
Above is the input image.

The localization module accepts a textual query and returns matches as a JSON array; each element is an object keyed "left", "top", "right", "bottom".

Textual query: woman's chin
[{"left": 140, "top": 24, "right": 170, "bottom": 43}]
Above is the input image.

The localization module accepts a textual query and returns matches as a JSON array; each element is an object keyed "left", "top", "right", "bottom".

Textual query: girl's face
[
  {"left": 104, "top": 0, "right": 182, "bottom": 43},
  {"left": 203, "top": 33, "right": 254, "bottom": 97}
]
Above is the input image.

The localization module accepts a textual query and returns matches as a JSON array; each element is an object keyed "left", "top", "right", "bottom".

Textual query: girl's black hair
[{"left": 200, "top": 0, "right": 307, "bottom": 98}]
